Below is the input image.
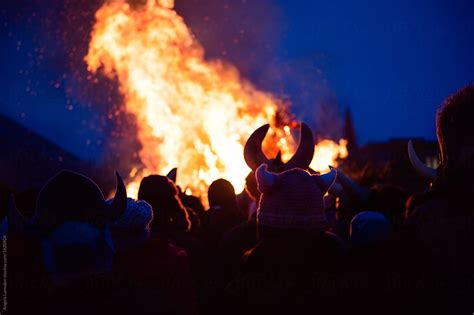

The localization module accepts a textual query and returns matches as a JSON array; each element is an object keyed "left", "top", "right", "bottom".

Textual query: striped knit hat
[{"left": 256, "top": 164, "right": 337, "bottom": 230}]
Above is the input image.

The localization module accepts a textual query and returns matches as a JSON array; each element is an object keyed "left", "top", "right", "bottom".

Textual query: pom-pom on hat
[
  {"left": 255, "top": 164, "right": 336, "bottom": 230},
  {"left": 110, "top": 198, "right": 153, "bottom": 232}
]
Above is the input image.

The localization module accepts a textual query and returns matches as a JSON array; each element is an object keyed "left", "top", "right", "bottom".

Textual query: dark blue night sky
[
  {"left": 273, "top": 0, "right": 474, "bottom": 143},
  {"left": 1, "top": 0, "right": 473, "bottom": 161}
]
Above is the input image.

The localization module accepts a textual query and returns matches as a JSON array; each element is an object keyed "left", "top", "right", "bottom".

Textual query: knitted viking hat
[
  {"left": 9, "top": 170, "right": 127, "bottom": 237},
  {"left": 255, "top": 164, "right": 337, "bottom": 230}
]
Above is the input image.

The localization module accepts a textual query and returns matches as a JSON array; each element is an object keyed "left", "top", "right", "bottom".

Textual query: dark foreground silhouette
[{"left": 4, "top": 85, "right": 474, "bottom": 315}]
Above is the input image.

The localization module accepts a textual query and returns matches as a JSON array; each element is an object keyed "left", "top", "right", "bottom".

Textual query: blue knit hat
[{"left": 350, "top": 211, "right": 390, "bottom": 246}]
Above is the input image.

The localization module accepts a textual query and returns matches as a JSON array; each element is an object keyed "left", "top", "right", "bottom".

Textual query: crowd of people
[{"left": 3, "top": 85, "right": 474, "bottom": 314}]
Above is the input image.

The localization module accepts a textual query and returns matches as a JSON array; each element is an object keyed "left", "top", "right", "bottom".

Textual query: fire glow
[{"left": 85, "top": 0, "right": 347, "bottom": 199}]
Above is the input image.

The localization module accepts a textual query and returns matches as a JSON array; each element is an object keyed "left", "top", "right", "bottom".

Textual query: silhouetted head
[
  {"left": 255, "top": 164, "right": 336, "bottom": 240},
  {"left": 205, "top": 179, "right": 241, "bottom": 240},
  {"left": 9, "top": 170, "right": 127, "bottom": 238},
  {"left": 437, "top": 84, "right": 474, "bottom": 173},
  {"left": 208, "top": 178, "right": 237, "bottom": 210},
  {"left": 138, "top": 175, "right": 190, "bottom": 233},
  {"left": 350, "top": 211, "right": 391, "bottom": 247},
  {"left": 243, "top": 122, "right": 315, "bottom": 200},
  {"left": 138, "top": 175, "right": 179, "bottom": 208}
]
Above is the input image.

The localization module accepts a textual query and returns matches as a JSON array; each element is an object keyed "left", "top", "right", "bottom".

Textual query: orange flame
[
  {"left": 310, "top": 139, "right": 348, "bottom": 173},
  {"left": 85, "top": 0, "right": 346, "bottom": 201}
]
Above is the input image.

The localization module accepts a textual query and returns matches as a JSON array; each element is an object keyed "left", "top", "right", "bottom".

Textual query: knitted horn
[
  {"left": 284, "top": 122, "right": 315, "bottom": 170},
  {"left": 256, "top": 164, "right": 276, "bottom": 193},
  {"left": 244, "top": 124, "right": 271, "bottom": 171}
]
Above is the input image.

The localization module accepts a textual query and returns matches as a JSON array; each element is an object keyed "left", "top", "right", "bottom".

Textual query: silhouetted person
[
  {"left": 203, "top": 179, "right": 240, "bottom": 244},
  {"left": 407, "top": 85, "right": 474, "bottom": 313},
  {"left": 138, "top": 174, "right": 208, "bottom": 312},
  {"left": 138, "top": 175, "right": 191, "bottom": 237},
  {"left": 110, "top": 197, "right": 197, "bottom": 315},
  {"left": 8, "top": 170, "right": 127, "bottom": 314},
  {"left": 226, "top": 164, "right": 344, "bottom": 315}
]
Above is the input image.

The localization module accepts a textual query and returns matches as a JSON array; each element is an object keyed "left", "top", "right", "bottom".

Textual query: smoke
[
  {"left": 0, "top": 0, "right": 136, "bottom": 165},
  {"left": 1, "top": 0, "right": 342, "bottom": 174},
  {"left": 174, "top": 0, "right": 342, "bottom": 139}
]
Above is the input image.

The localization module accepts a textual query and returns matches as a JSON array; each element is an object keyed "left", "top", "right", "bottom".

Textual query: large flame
[
  {"left": 86, "top": 0, "right": 346, "bottom": 200},
  {"left": 311, "top": 139, "right": 348, "bottom": 172}
]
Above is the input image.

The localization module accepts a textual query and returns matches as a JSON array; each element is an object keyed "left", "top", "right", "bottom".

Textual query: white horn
[{"left": 408, "top": 140, "right": 436, "bottom": 182}]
